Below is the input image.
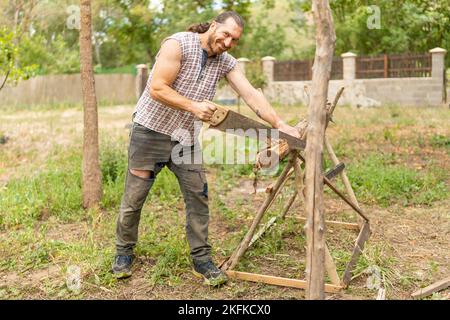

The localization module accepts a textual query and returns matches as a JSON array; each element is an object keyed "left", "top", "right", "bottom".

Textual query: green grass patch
[
  {"left": 0, "top": 140, "right": 183, "bottom": 229},
  {"left": 429, "top": 134, "right": 450, "bottom": 150},
  {"left": 94, "top": 64, "right": 138, "bottom": 75},
  {"left": 346, "top": 153, "right": 448, "bottom": 207}
]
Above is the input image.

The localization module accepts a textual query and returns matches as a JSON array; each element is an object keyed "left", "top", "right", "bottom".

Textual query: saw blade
[{"left": 208, "top": 109, "right": 306, "bottom": 150}]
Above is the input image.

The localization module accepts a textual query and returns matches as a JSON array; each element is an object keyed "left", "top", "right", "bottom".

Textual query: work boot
[
  {"left": 111, "top": 255, "right": 134, "bottom": 279},
  {"left": 192, "top": 259, "right": 228, "bottom": 287}
]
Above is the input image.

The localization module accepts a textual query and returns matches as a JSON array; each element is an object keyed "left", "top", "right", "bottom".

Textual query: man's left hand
[{"left": 277, "top": 121, "right": 301, "bottom": 139}]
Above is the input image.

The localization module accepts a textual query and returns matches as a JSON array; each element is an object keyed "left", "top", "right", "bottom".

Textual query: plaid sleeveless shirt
[{"left": 134, "top": 32, "right": 237, "bottom": 146}]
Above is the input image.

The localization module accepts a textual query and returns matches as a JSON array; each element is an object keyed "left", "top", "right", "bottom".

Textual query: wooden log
[
  {"left": 411, "top": 276, "right": 450, "bottom": 299},
  {"left": 304, "top": 0, "right": 336, "bottom": 300},
  {"left": 226, "top": 270, "right": 342, "bottom": 293},
  {"left": 221, "top": 158, "right": 295, "bottom": 271},
  {"left": 254, "top": 87, "right": 344, "bottom": 170}
]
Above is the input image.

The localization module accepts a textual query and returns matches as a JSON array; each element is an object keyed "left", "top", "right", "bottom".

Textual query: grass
[
  {"left": 94, "top": 64, "right": 138, "bottom": 76},
  {"left": 346, "top": 153, "right": 448, "bottom": 207}
]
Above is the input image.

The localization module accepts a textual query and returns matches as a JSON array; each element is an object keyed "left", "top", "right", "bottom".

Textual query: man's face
[{"left": 207, "top": 18, "right": 242, "bottom": 55}]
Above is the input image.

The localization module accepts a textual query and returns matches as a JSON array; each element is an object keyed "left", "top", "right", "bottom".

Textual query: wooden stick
[
  {"left": 221, "top": 158, "right": 295, "bottom": 271},
  {"left": 249, "top": 191, "right": 297, "bottom": 247},
  {"left": 325, "top": 244, "right": 341, "bottom": 286},
  {"left": 295, "top": 217, "right": 359, "bottom": 230},
  {"left": 325, "top": 136, "right": 364, "bottom": 227},
  {"left": 411, "top": 276, "right": 450, "bottom": 299},
  {"left": 323, "top": 176, "right": 369, "bottom": 222},
  {"left": 342, "top": 221, "right": 371, "bottom": 286},
  {"left": 303, "top": 0, "right": 336, "bottom": 296},
  {"left": 226, "top": 270, "right": 342, "bottom": 293},
  {"left": 326, "top": 86, "right": 344, "bottom": 127},
  {"left": 265, "top": 167, "right": 294, "bottom": 193}
]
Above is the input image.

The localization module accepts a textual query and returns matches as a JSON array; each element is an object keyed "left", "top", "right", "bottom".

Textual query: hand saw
[{"left": 205, "top": 103, "right": 306, "bottom": 150}]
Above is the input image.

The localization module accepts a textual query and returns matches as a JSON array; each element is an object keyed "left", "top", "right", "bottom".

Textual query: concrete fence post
[
  {"left": 429, "top": 47, "right": 447, "bottom": 80},
  {"left": 261, "top": 56, "right": 276, "bottom": 83},
  {"left": 341, "top": 52, "right": 357, "bottom": 80},
  {"left": 429, "top": 48, "right": 447, "bottom": 104},
  {"left": 237, "top": 57, "right": 250, "bottom": 75},
  {"left": 135, "top": 64, "right": 148, "bottom": 100}
]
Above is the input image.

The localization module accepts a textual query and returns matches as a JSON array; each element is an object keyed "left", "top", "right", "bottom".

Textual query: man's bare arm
[
  {"left": 149, "top": 39, "right": 216, "bottom": 121},
  {"left": 226, "top": 65, "right": 300, "bottom": 138}
]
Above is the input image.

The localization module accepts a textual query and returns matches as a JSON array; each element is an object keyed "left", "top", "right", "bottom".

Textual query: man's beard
[{"left": 207, "top": 33, "right": 219, "bottom": 56}]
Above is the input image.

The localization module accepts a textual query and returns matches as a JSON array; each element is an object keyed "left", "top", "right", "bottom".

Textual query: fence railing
[
  {"left": 273, "top": 52, "right": 432, "bottom": 81},
  {"left": 356, "top": 53, "right": 432, "bottom": 78},
  {"left": 274, "top": 57, "right": 343, "bottom": 81}
]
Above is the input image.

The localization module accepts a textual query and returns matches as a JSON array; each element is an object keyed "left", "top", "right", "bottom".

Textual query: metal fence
[
  {"left": 356, "top": 53, "right": 432, "bottom": 78},
  {"left": 274, "top": 57, "right": 343, "bottom": 81},
  {"left": 273, "top": 52, "right": 432, "bottom": 81}
]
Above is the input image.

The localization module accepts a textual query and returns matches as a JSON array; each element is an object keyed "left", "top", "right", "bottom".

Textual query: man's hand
[
  {"left": 191, "top": 101, "right": 217, "bottom": 121},
  {"left": 277, "top": 121, "right": 301, "bottom": 139}
]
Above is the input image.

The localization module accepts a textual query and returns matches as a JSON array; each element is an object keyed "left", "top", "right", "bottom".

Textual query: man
[{"left": 112, "top": 11, "right": 300, "bottom": 286}]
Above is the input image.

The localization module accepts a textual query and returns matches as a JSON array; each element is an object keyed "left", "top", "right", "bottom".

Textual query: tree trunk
[
  {"left": 304, "top": 0, "right": 336, "bottom": 300},
  {"left": 80, "top": 0, "right": 102, "bottom": 208}
]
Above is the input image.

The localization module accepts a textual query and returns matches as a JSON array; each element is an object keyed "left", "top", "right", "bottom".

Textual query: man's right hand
[{"left": 191, "top": 101, "right": 217, "bottom": 121}]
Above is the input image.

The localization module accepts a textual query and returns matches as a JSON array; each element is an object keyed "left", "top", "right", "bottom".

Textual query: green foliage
[
  {"left": 0, "top": 27, "right": 36, "bottom": 88},
  {"left": 301, "top": 0, "right": 450, "bottom": 63},
  {"left": 245, "top": 61, "right": 267, "bottom": 89},
  {"left": 19, "top": 34, "right": 80, "bottom": 75},
  {"left": 233, "top": 14, "right": 287, "bottom": 59}
]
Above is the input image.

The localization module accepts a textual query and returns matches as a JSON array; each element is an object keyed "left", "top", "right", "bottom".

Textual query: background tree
[
  {"left": 0, "top": 27, "right": 36, "bottom": 91},
  {"left": 79, "top": 0, "right": 102, "bottom": 208},
  {"left": 300, "top": 0, "right": 450, "bottom": 64}
]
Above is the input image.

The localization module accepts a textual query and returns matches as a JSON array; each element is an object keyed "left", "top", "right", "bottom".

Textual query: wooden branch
[
  {"left": 342, "top": 222, "right": 371, "bottom": 286},
  {"left": 411, "top": 276, "right": 450, "bottom": 300},
  {"left": 325, "top": 136, "right": 364, "bottom": 227},
  {"left": 265, "top": 167, "right": 294, "bottom": 193},
  {"left": 0, "top": 69, "right": 11, "bottom": 91},
  {"left": 221, "top": 158, "right": 295, "bottom": 271},
  {"left": 323, "top": 176, "right": 369, "bottom": 222},
  {"left": 226, "top": 270, "right": 342, "bottom": 293},
  {"left": 249, "top": 191, "right": 297, "bottom": 248},
  {"left": 305, "top": 0, "right": 336, "bottom": 299},
  {"left": 296, "top": 217, "right": 359, "bottom": 230},
  {"left": 325, "top": 244, "right": 341, "bottom": 286}
]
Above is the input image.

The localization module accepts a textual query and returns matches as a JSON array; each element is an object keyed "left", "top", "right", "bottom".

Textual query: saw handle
[{"left": 206, "top": 101, "right": 229, "bottom": 126}]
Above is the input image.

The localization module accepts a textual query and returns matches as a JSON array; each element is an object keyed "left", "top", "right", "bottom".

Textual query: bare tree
[
  {"left": 304, "top": 0, "right": 336, "bottom": 300},
  {"left": 79, "top": 0, "right": 102, "bottom": 208}
]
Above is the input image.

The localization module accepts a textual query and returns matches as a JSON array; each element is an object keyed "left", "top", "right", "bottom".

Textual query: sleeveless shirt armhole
[
  {"left": 220, "top": 53, "right": 237, "bottom": 79},
  {"left": 159, "top": 34, "right": 187, "bottom": 62}
]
